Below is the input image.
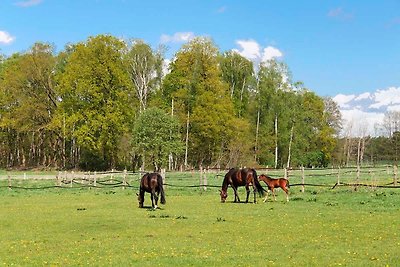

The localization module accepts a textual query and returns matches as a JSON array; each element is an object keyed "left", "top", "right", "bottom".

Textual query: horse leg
[
  {"left": 245, "top": 186, "right": 250, "bottom": 203},
  {"left": 283, "top": 187, "right": 289, "bottom": 202},
  {"left": 263, "top": 190, "right": 269, "bottom": 203},
  {"left": 233, "top": 186, "right": 240, "bottom": 202},
  {"left": 154, "top": 191, "right": 159, "bottom": 208},
  {"left": 252, "top": 185, "right": 257, "bottom": 203},
  {"left": 271, "top": 188, "right": 276, "bottom": 201},
  {"left": 139, "top": 190, "right": 145, "bottom": 208},
  {"left": 150, "top": 191, "right": 156, "bottom": 209},
  {"left": 153, "top": 190, "right": 159, "bottom": 209}
]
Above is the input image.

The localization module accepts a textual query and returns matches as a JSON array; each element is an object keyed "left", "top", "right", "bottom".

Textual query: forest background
[{"left": 0, "top": 35, "right": 399, "bottom": 171}]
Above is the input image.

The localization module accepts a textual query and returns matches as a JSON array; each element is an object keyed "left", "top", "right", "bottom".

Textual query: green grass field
[{"left": 1, "top": 169, "right": 399, "bottom": 266}]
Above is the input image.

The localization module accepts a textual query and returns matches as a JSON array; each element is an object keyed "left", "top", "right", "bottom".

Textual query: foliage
[
  {"left": 0, "top": 43, "right": 59, "bottom": 167},
  {"left": 220, "top": 51, "right": 254, "bottom": 117},
  {"left": 132, "top": 107, "right": 183, "bottom": 171},
  {"left": 55, "top": 35, "right": 134, "bottom": 170},
  {"left": 124, "top": 39, "right": 164, "bottom": 112},
  {"left": 163, "top": 37, "right": 237, "bottom": 166},
  {"left": 0, "top": 34, "right": 347, "bottom": 170}
]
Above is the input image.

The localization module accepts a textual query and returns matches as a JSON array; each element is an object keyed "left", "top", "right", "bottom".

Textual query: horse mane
[{"left": 222, "top": 168, "right": 236, "bottom": 190}]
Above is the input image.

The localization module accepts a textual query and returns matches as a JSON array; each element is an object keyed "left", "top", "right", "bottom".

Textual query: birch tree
[
  {"left": 125, "top": 40, "right": 163, "bottom": 112},
  {"left": 220, "top": 51, "right": 254, "bottom": 117}
]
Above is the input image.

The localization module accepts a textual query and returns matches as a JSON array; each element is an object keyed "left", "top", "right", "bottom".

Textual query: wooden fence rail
[{"left": 1, "top": 165, "right": 399, "bottom": 191}]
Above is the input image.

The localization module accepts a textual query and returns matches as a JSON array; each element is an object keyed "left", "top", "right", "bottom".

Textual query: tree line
[{"left": 0, "top": 34, "right": 349, "bottom": 171}]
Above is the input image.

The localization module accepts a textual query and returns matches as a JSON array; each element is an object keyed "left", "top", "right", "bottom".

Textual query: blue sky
[{"left": 1, "top": 0, "right": 400, "bottom": 135}]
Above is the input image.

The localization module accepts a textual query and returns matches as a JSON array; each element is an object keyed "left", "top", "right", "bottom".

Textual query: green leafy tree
[
  {"left": 254, "top": 59, "right": 292, "bottom": 167},
  {"left": 163, "top": 37, "right": 237, "bottom": 166},
  {"left": 124, "top": 40, "right": 164, "bottom": 112},
  {"left": 295, "top": 90, "right": 336, "bottom": 167},
  {"left": 55, "top": 35, "right": 133, "bottom": 170},
  {"left": 132, "top": 107, "right": 183, "bottom": 171},
  {"left": 220, "top": 51, "right": 254, "bottom": 117},
  {"left": 0, "top": 43, "right": 59, "bottom": 167}
]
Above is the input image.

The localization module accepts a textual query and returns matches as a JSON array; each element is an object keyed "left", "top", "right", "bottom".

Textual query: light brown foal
[{"left": 258, "top": 174, "right": 289, "bottom": 202}]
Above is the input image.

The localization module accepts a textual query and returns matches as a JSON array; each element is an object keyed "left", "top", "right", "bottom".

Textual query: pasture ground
[{"left": 0, "top": 169, "right": 399, "bottom": 266}]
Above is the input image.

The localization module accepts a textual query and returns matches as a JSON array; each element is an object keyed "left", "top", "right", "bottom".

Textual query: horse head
[
  {"left": 220, "top": 189, "right": 228, "bottom": 203},
  {"left": 136, "top": 192, "right": 144, "bottom": 208}
]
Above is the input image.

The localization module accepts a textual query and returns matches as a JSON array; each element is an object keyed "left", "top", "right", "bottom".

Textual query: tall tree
[
  {"left": 220, "top": 51, "right": 254, "bottom": 117},
  {"left": 0, "top": 43, "right": 59, "bottom": 167},
  {"left": 163, "top": 37, "right": 237, "bottom": 166},
  {"left": 55, "top": 35, "right": 133, "bottom": 170},
  {"left": 323, "top": 96, "right": 342, "bottom": 136},
  {"left": 254, "top": 59, "right": 291, "bottom": 168},
  {"left": 132, "top": 107, "right": 183, "bottom": 171},
  {"left": 124, "top": 40, "right": 164, "bottom": 112}
]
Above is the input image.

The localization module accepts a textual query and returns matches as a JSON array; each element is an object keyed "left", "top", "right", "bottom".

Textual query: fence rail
[{"left": 0, "top": 165, "right": 398, "bottom": 191}]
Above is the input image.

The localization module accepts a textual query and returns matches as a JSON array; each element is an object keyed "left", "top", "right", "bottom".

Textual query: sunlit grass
[{"left": 1, "top": 179, "right": 400, "bottom": 266}]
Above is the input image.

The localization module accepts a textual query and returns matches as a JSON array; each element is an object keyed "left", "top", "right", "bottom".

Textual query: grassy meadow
[{"left": 0, "top": 168, "right": 399, "bottom": 266}]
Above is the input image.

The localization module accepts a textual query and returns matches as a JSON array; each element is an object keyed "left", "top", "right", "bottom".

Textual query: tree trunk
[
  {"left": 184, "top": 110, "right": 190, "bottom": 168},
  {"left": 254, "top": 109, "right": 260, "bottom": 162},
  {"left": 274, "top": 114, "right": 278, "bottom": 169},
  {"left": 287, "top": 123, "right": 294, "bottom": 169}
]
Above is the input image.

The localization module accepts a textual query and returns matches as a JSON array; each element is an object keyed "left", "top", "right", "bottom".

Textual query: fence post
[
  {"left": 355, "top": 165, "right": 360, "bottom": 191},
  {"left": 203, "top": 167, "right": 207, "bottom": 191},
  {"left": 67, "top": 171, "right": 71, "bottom": 188},
  {"left": 199, "top": 166, "right": 203, "bottom": 192},
  {"left": 161, "top": 169, "right": 166, "bottom": 190},
  {"left": 94, "top": 171, "right": 97, "bottom": 187},
  {"left": 394, "top": 165, "right": 398, "bottom": 187},
  {"left": 301, "top": 167, "right": 305, "bottom": 193},
  {"left": 56, "top": 172, "right": 61, "bottom": 187},
  {"left": 369, "top": 170, "right": 376, "bottom": 190},
  {"left": 284, "top": 168, "right": 287, "bottom": 179},
  {"left": 8, "top": 174, "right": 11, "bottom": 191},
  {"left": 337, "top": 167, "right": 341, "bottom": 186},
  {"left": 123, "top": 169, "right": 127, "bottom": 190}
]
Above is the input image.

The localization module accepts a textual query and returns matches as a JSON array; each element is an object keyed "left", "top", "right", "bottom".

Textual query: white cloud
[
  {"left": 162, "top": 58, "right": 171, "bottom": 76},
  {"left": 232, "top": 39, "right": 261, "bottom": 60},
  {"left": 262, "top": 46, "right": 283, "bottom": 62},
  {"left": 15, "top": 0, "right": 42, "bottom": 7},
  {"left": 387, "top": 105, "right": 400, "bottom": 112},
  {"left": 341, "top": 108, "right": 384, "bottom": 137},
  {"left": 160, "top": 32, "right": 195, "bottom": 44},
  {"left": 355, "top": 92, "right": 370, "bottom": 101},
  {"left": 369, "top": 87, "right": 400, "bottom": 109},
  {"left": 334, "top": 87, "right": 400, "bottom": 136},
  {"left": 332, "top": 94, "right": 355, "bottom": 108},
  {"left": 233, "top": 39, "right": 283, "bottom": 63},
  {"left": 0, "top": 31, "right": 15, "bottom": 44}
]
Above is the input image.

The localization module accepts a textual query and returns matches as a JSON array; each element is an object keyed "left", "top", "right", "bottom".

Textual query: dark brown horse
[
  {"left": 220, "top": 168, "right": 265, "bottom": 203},
  {"left": 137, "top": 172, "right": 166, "bottom": 209},
  {"left": 258, "top": 174, "right": 290, "bottom": 202}
]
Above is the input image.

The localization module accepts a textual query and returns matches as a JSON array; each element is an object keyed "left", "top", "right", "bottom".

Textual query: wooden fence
[{"left": 0, "top": 165, "right": 399, "bottom": 191}]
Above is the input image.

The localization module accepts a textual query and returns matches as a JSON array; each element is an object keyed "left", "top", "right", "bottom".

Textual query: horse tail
[
  {"left": 252, "top": 169, "right": 266, "bottom": 197},
  {"left": 158, "top": 174, "right": 166, "bottom": 205},
  {"left": 286, "top": 178, "right": 290, "bottom": 188}
]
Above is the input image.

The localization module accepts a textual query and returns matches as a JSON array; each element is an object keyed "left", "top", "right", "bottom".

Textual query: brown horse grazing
[
  {"left": 220, "top": 168, "right": 265, "bottom": 203},
  {"left": 137, "top": 172, "right": 166, "bottom": 209},
  {"left": 258, "top": 174, "right": 290, "bottom": 202}
]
